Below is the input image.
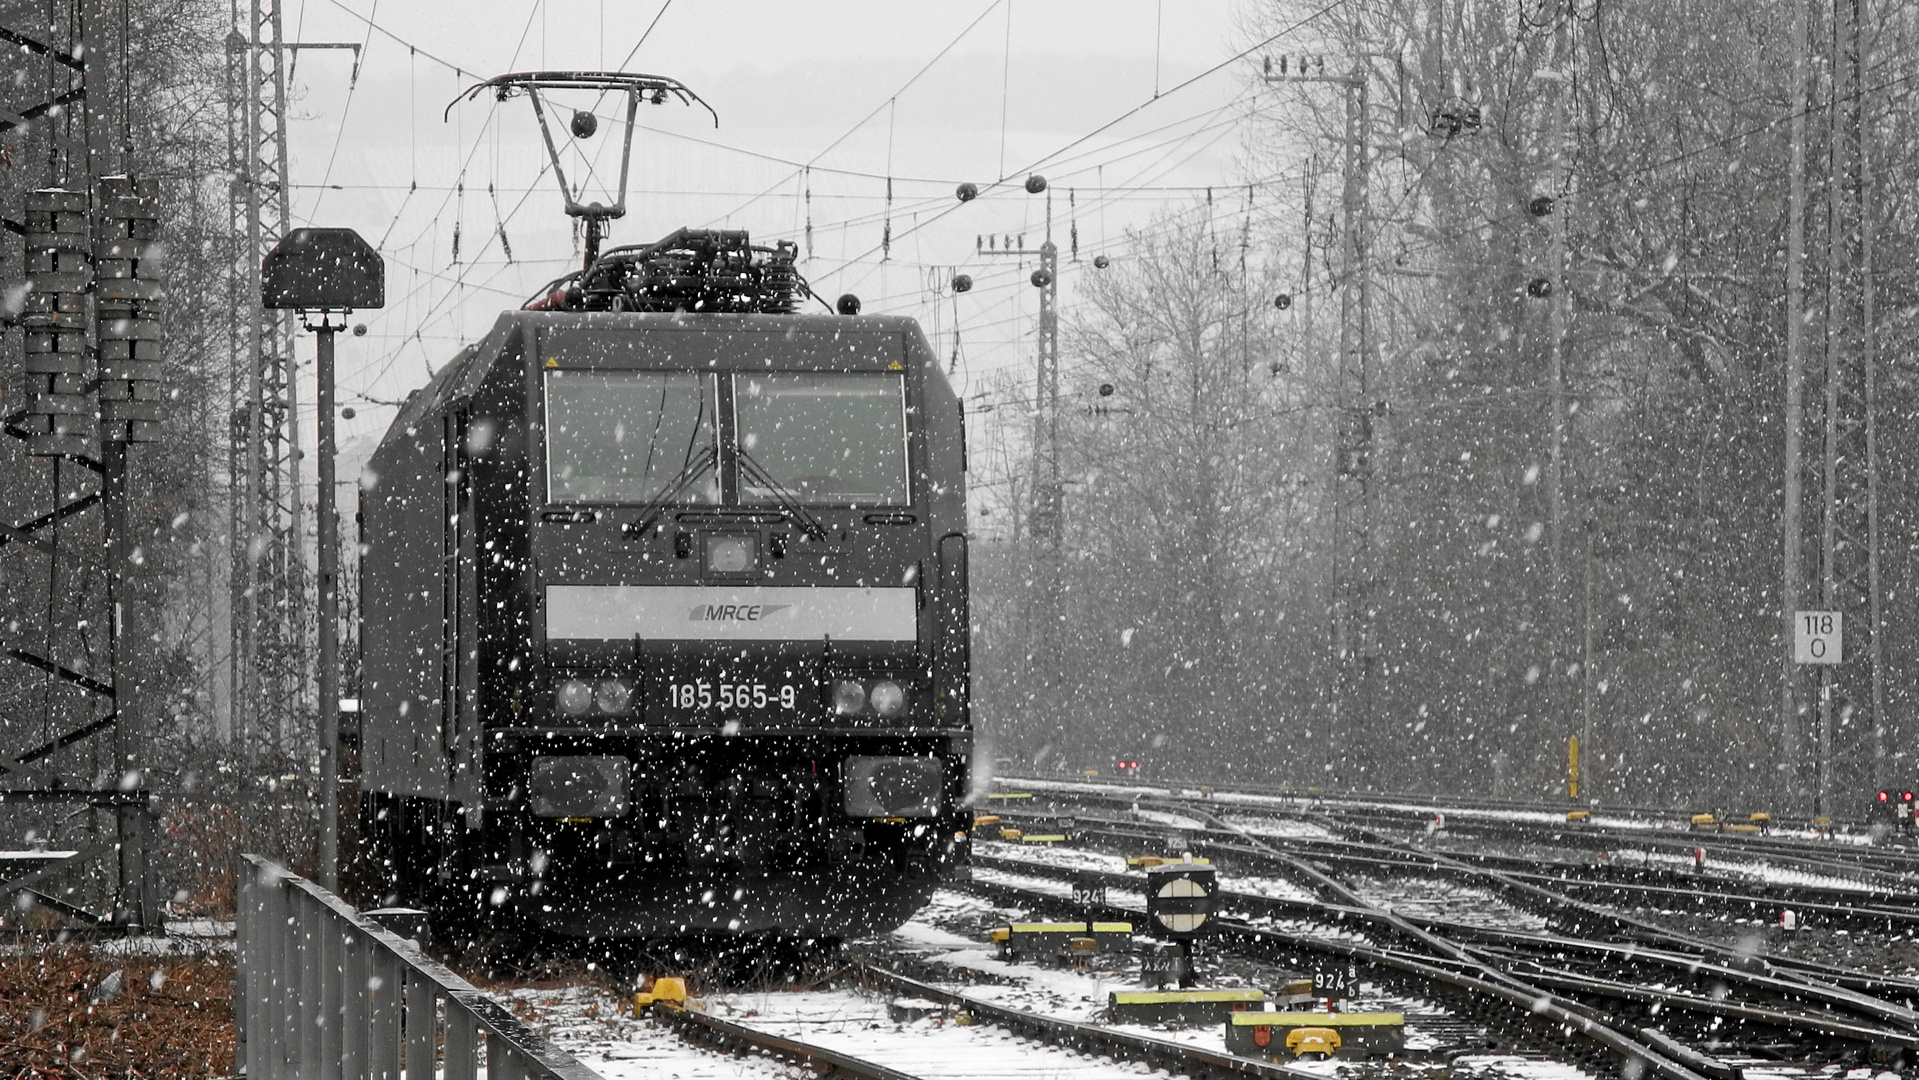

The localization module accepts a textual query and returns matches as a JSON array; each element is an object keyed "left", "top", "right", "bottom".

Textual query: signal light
[
  {"left": 1904, "top": 791, "right": 1914, "bottom": 803},
  {"left": 1879, "top": 790, "right": 1890, "bottom": 802}
]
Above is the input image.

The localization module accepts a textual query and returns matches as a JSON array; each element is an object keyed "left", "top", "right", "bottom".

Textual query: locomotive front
[{"left": 358, "top": 309, "right": 971, "bottom": 939}]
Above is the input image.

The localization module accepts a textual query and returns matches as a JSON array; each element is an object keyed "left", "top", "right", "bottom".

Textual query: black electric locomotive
[{"left": 353, "top": 229, "right": 971, "bottom": 939}]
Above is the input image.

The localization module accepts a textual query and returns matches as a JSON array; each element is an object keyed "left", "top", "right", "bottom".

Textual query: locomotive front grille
[
  {"left": 843, "top": 755, "right": 943, "bottom": 818},
  {"left": 528, "top": 754, "right": 631, "bottom": 817}
]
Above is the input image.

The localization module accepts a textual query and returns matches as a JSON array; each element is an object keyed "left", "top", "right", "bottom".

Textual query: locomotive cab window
[
  {"left": 734, "top": 372, "right": 908, "bottom": 506},
  {"left": 544, "top": 370, "right": 718, "bottom": 504}
]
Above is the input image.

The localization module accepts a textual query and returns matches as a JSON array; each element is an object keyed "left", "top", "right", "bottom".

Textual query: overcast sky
[{"left": 277, "top": 0, "right": 1267, "bottom": 465}]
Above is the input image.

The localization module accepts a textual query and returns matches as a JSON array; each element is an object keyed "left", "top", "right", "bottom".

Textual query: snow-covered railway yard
[
  {"left": 425, "top": 779, "right": 1919, "bottom": 1080},
  {"left": 963, "top": 783, "right": 1919, "bottom": 1077},
  {"left": 496, "top": 846, "right": 1897, "bottom": 1080},
  {"left": 501, "top": 884, "right": 1576, "bottom": 1080}
]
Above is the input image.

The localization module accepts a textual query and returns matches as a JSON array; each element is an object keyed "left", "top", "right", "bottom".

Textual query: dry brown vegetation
[{"left": 0, "top": 941, "right": 233, "bottom": 1079}]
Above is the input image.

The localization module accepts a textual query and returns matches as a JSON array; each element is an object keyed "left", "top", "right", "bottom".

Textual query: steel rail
[
  {"left": 1112, "top": 813, "right": 1919, "bottom": 934},
  {"left": 1013, "top": 777, "right": 1917, "bottom": 886},
  {"left": 1006, "top": 787, "right": 1919, "bottom": 1010},
  {"left": 1082, "top": 809, "right": 1919, "bottom": 1016},
  {"left": 974, "top": 853, "right": 1916, "bottom": 1068},
  {"left": 1227, "top": 809, "right": 1919, "bottom": 1033},
  {"left": 1303, "top": 801, "right": 1919, "bottom": 883},
  {"left": 651, "top": 1004, "right": 923, "bottom": 1080},
  {"left": 998, "top": 773, "right": 1919, "bottom": 875},
  {"left": 959, "top": 871, "right": 1718, "bottom": 1080},
  {"left": 846, "top": 963, "right": 1325, "bottom": 1079},
  {"left": 977, "top": 850, "right": 1917, "bottom": 1047},
  {"left": 1290, "top": 838, "right": 1919, "bottom": 935},
  {"left": 997, "top": 772, "right": 1827, "bottom": 828},
  {"left": 1161, "top": 806, "right": 1919, "bottom": 1035}
]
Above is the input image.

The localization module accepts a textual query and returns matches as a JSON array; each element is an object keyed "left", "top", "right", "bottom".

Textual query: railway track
[
  {"left": 500, "top": 950, "right": 1337, "bottom": 1080},
  {"left": 961, "top": 862, "right": 1725, "bottom": 1078},
  {"left": 1000, "top": 774, "right": 1919, "bottom": 882},
  {"left": 998, "top": 779, "right": 1919, "bottom": 933},
  {"left": 1020, "top": 788, "right": 1919, "bottom": 1001},
  {"left": 969, "top": 796, "right": 1919, "bottom": 1073}
]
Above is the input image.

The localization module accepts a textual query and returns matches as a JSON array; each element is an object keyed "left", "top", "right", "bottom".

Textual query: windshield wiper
[
  {"left": 624, "top": 443, "right": 719, "bottom": 536},
  {"left": 735, "top": 449, "right": 828, "bottom": 540}
]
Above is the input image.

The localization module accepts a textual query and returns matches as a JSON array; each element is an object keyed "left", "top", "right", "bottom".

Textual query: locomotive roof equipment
[{"left": 450, "top": 71, "right": 718, "bottom": 268}]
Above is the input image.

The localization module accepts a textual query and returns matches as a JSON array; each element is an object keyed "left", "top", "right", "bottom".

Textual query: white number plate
[{"left": 667, "top": 681, "right": 800, "bottom": 711}]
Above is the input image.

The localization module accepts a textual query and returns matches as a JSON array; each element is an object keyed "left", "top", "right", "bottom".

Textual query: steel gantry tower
[
  {"left": 225, "top": 0, "right": 309, "bottom": 759},
  {"left": 1266, "top": 54, "right": 1378, "bottom": 783},
  {"left": 1803, "top": 0, "right": 1880, "bottom": 817}
]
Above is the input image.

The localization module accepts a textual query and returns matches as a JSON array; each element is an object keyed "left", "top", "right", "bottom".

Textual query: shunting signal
[{"left": 1115, "top": 759, "right": 1142, "bottom": 777}]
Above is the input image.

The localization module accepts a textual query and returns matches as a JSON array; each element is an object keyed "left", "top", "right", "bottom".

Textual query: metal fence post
[
  {"left": 320, "top": 915, "right": 343, "bottom": 1074},
  {"left": 488, "top": 1031, "right": 519, "bottom": 1080},
  {"left": 264, "top": 865, "right": 288, "bottom": 1077},
  {"left": 369, "top": 950, "right": 402, "bottom": 1080},
  {"left": 235, "top": 857, "right": 252, "bottom": 1075},
  {"left": 403, "top": 971, "right": 436, "bottom": 1080},
  {"left": 298, "top": 895, "right": 322, "bottom": 1079},
  {"left": 341, "top": 932, "right": 367, "bottom": 1079},
  {"left": 444, "top": 1004, "right": 478, "bottom": 1080}
]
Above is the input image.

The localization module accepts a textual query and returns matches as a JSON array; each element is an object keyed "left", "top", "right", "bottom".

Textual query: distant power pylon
[
  {"left": 976, "top": 227, "right": 1061, "bottom": 548},
  {"left": 222, "top": 5, "right": 358, "bottom": 760},
  {"left": 1265, "top": 54, "right": 1379, "bottom": 782},
  {"left": 1781, "top": 0, "right": 1884, "bottom": 818}
]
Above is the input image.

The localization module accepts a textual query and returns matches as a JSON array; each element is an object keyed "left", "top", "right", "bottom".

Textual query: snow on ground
[
  {"left": 510, "top": 985, "right": 807, "bottom": 1080},
  {"left": 1220, "top": 874, "right": 1318, "bottom": 904},
  {"left": 973, "top": 840, "right": 1131, "bottom": 876},
  {"left": 1218, "top": 814, "right": 1338, "bottom": 842},
  {"left": 1600, "top": 845, "right": 1890, "bottom": 893},
  {"left": 1128, "top": 808, "right": 1210, "bottom": 830},
  {"left": 710, "top": 986, "right": 1167, "bottom": 1080},
  {"left": 887, "top": 894, "right": 1592, "bottom": 1079},
  {"left": 1341, "top": 877, "right": 1550, "bottom": 934}
]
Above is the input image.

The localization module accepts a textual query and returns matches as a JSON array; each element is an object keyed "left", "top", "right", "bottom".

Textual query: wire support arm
[{"left": 448, "top": 70, "right": 717, "bottom": 126}]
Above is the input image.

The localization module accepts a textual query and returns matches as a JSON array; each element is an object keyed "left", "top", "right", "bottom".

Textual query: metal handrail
[{"left": 235, "top": 854, "right": 605, "bottom": 1080}]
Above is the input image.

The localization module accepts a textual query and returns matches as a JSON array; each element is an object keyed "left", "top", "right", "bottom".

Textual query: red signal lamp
[
  {"left": 1904, "top": 791, "right": 1914, "bottom": 803},
  {"left": 1879, "top": 790, "right": 1891, "bottom": 802}
]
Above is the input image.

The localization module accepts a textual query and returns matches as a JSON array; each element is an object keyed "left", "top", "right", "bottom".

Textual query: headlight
[
  {"left": 706, "top": 533, "right": 756, "bottom": 573},
  {"left": 834, "top": 679, "right": 866, "bottom": 715},
  {"left": 556, "top": 678, "right": 593, "bottom": 716},
  {"left": 594, "top": 678, "right": 632, "bottom": 714},
  {"left": 869, "top": 680, "right": 906, "bottom": 717}
]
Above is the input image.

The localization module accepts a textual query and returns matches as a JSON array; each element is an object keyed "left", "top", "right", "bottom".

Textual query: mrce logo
[{"left": 687, "top": 603, "right": 792, "bottom": 623}]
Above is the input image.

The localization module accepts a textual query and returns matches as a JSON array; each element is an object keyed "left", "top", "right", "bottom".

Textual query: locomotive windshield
[
  {"left": 544, "top": 370, "right": 718, "bottom": 503},
  {"left": 735, "top": 372, "right": 908, "bottom": 506}
]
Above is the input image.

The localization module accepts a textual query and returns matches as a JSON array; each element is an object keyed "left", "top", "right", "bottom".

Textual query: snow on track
[
  {"left": 702, "top": 988, "right": 1164, "bottom": 1080},
  {"left": 505, "top": 986, "right": 805, "bottom": 1080}
]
